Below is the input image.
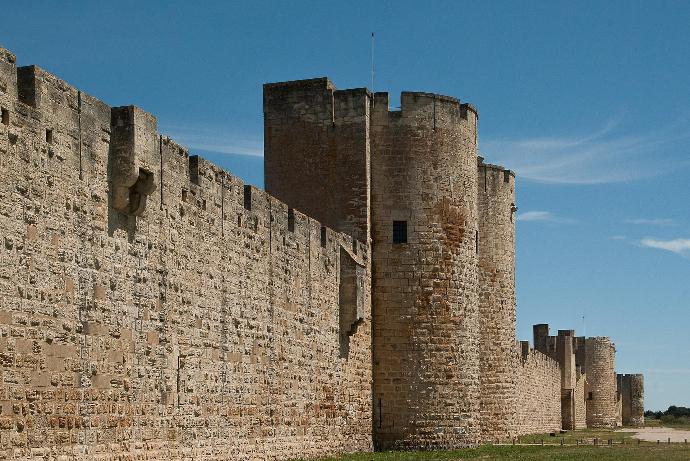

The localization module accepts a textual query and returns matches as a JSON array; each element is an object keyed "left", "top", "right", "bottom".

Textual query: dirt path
[{"left": 619, "top": 426, "right": 690, "bottom": 442}]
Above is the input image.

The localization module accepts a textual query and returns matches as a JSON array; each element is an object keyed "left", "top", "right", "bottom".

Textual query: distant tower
[
  {"left": 370, "top": 92, "right": 481, "bottom": 448},
  {"left": 557, "top": 330, "right": 577, "bottom": 430},
  {"left": 619, "top": 374, "right": 645, "bottom": 426},
  {"left": 585, "top": 337, "right": 618, "bottom": 427},
  {"left": 477, "top": 159, "right": 517, "bottom": 440}
]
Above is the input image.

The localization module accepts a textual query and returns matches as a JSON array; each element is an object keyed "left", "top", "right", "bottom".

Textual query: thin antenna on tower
[
  {"left": 582, "top": 315, "right": 586, "bottom": 338},
  {"left": 370, "top": 32, "right": 375, "bottom": 92}
]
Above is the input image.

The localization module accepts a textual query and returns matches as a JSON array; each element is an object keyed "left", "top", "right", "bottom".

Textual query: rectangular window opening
[
  {"left": 287, "top": 208, "right": 295, "bottom": 232},
  {"left": 475, "top": 230, "right": 479, "bottom": 254},
  {"left": 243, "top": 185, "right": 252, "bottom": 211},
  {"left": 393, "top": 220, "right": 407, "bottom": 244},
  {"left": 1, "top": 108, "right": 8, "bottom": 126},
  {"left": 587, "top": 392, "right": 593, "bottom": 401},
  {"left": 320, "top": 226, "right": 327, "bottom": 248},
  {"left": 181, "top": 189, "right": 188, "bottom": 202},
  {"left": 46, "top": 128, "right": 53, "bottom": 144}
]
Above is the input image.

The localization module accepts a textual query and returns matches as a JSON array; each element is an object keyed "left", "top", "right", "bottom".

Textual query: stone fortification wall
[
  {"left": 515, "top": 345, "right": 561, "bottom": 436},
  {"left": 369, "top": 92, "right": 480, "bottom": 449},
  {"left": 0, "top": 47, "right": 372, "bottom": 460},
  {"left": 585, "top": 338, "right": 617, "bottom": 428},
  {"left": 477, "top": 161, "right": 517, "bottom": 441}
]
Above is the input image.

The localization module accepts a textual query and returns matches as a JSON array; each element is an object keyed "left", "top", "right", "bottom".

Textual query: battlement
[
  {"left": 263, "top": 77, "right": 370, "bottom": 126},
  {"left": 372, "top": 89, "right": 477, "bottom": 130},
  {"left": 0, "top": 45, "right": 368, "bottom": 261}
]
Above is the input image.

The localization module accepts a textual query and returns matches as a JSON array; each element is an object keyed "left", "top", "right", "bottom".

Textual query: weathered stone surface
[
  {"left": 618, "top": 374, "right": 644, "bottom": 426},
  {"left": 585, "top": 337, "right": 618, "bottom": 428},
  {"left": 477, "top": 161, "right": 517, "bottom": 442},
  {"left": 515, "top": 345, "right": 561, "bottom": 435}
]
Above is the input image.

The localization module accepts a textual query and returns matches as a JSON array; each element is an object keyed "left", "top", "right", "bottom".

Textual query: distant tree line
[
  {"left": 645, "top": 406, "right": 690, "bottom": 426},
  {"left": 645, "top": 406, "right": 690, "bottom": 418}
]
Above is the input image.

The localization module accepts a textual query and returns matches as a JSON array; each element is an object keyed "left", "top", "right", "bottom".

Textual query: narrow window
[
  {"left": 378, "top": 397, "right": 383, "bottom": 429},
  {"left": 587, "top": 392, "right": 593, "bottom": 401},
  {"left": 181, "top": 189, "right": 188, "bottom": 202},
  {"left": 243, "top": 185, "right": 252, "bottom": 211},
  {"left": 201, "top": 199, "right": 206, "bottom": 211},
  {"left": 503, "top": 170, "right": 510, "bottom": 182},
  {"left": 320, "top": 226, "right": 327, "bottom": 248},
  {"left": 392, "top": 220, "right": 407, "bottom": 244},
  {"left": 1, "top": 108, "right": 8, "bottom": 126},
  {"left": 287, "top": 208, "right": 295, "bottom": 232},
  {"left": 475, "top": 230, "right": 479, "bottom": 254},
  {"left": 46, "top": 128, "right": 53, "bottom": 144}
]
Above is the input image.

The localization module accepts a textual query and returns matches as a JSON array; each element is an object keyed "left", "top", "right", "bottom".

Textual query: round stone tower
[
  {"left": 477, "top": 160, "right": 517, "bottom": 441},
  {"left": 585, "top": 337, "right": 618, "bottom": 427},
  {"left": 370, "top": 91, "right": 480, "bottom": 449}
]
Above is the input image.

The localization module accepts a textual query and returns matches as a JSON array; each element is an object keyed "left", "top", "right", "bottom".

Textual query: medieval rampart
[
  {"left": 515, "top": 343, "right": 561, "bottom": 436},
  {"left": 0, "top": 44, "right": 647, "bottom": 457},
  {"left": 0, "top": 47, "right": 372, "bottom": 460}
]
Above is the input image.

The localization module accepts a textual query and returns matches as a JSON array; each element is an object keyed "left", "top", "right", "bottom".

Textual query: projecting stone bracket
[
  {"left": 339, "top": 245, "right": 365, "bottom": 358},
  {"left": 113, "top": 168, "right": 155, "bottom": 216},
  {"left": 110, "top": 106, "right": 158, "bottom": 216}
]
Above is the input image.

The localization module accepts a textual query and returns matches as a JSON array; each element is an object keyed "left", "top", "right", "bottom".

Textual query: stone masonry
[
  {"left": 477, "top": 161, "right": 517, "bottom": 441},
  {"left": 0, "top": 45, "right": 645, "bottom": 459},
  {"left": 515, "top": 342, "right": 561, "bottom": 436}
]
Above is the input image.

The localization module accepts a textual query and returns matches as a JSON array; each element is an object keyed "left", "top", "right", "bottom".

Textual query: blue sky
[{"left": 3, "top": 1, "right": 689, "bottom": 411}]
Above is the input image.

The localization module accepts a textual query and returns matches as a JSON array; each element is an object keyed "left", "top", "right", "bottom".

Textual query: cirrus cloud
[
  {"left": 639, "top": 238, "right": 690, "bottom": 257},
  {"left": 517, "top": 211, "right": 576, "bottom": 224},
  {"left": 480, "top": 115, "right": 690, "bottom": 185}
]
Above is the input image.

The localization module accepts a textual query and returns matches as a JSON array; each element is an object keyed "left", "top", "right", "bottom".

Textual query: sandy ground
[{"left": 619, "top": 426, "right": 690, "bottom": 442}]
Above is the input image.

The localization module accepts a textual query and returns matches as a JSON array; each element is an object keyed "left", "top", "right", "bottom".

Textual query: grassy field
[
  {"left": 298, "top": 427, "right": 690, "bottom": 461},
  {"left": 302, "top": 445, "right": 690, "bottom": 461},
  {"left": 646, "top": 417, "right": 690, "bottom": 430}
]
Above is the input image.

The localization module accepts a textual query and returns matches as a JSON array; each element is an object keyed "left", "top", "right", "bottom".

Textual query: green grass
[
  {"left": 301, "top": 445, "right": 690, "bottom": 461},
  {"left": 517, "top": 428, "right": 635, "bottom": 445},
  {"left": 296, "top": 427, "right": 690, "bottom": 461},
  {"left": 647, "top": 416, "right": 690, "bottom": 430}
]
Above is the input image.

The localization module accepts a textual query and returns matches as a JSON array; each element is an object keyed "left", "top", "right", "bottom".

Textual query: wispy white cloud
[
  {"left": 517, "top": 210, "right": 576, "bottom": 223},
  {"left": 639, "top": 238, "right": 690, "bottom": 257},
  {"left": 480, "top": 115, "right": 690, "bottom": 184},
  {"left": 159, "top": 123, "right": 263, "bottom": 157},
  {"left": 625, "top": 218, "right": 675, "bottom": 226}
]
